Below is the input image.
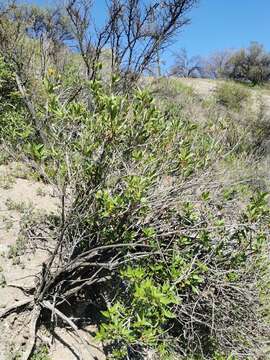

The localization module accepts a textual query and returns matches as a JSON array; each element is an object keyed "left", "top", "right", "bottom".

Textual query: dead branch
[
  {"left": 21, "top": 306, "right": 41, "bottom": 360},
  {"left": 0, "top": 298, "right": 33, "bottom": 319}
]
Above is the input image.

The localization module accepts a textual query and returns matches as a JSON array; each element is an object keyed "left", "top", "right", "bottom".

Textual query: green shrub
[
  {"left": 1, "top": 73, "right": 269, "bottom": 360},
  {"left": 0, "top": 56, "right": 17, "bottom": 104},
  {"left": 0, "top": 57, "right": 34, "bottom": 147},
  {"left": 95, "top": 189, "right": 270, "bottom": 359},
  {"left": 30, "top": 345, "right": 50, "bottom": 360},
  {"left": 215, "top": 81, "right": 250, "bottom": 111},
  {"left": 48, "top": 78, "right": 268, "bottom": 359}
]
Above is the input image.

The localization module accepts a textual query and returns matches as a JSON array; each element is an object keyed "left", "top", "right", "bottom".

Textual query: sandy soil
[{"left": 0, "top": 164, "right": 105, "bottom": 360}]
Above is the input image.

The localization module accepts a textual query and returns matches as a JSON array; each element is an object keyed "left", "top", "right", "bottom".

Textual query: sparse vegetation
[
  {"left": 0, "top": 267, "right": 6, "bottom": 287},
  {"left": 1, "top": 215, "right": 14, "bottom": 231},
  {"left": 0, "top": 174, "right": 15, "bottom": 189},
  {"left": 214, "top": 81, "right": 250, "bottom": 110},
  {"left": 5, "top": 198, "right": 32, "bottom": 213},
  {"left": 7, "top": 235, "right": 27, "bottom": 260},
  {"left": 30, "top": 345, "right": 51, "bottom": 360},
  {"left": 36, "top": 187, "right": 46, "bottom": 197}
]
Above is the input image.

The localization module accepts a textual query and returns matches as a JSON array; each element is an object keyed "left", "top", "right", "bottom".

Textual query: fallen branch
[
  {"left": 0, "top": 298, "right": 33, "bottom": 319},
  {"left": 42, "top": 301, "right": 96, "bottom": 360},
  {"left": 21, "top": 305, "right": 41, "bottom": 360}
]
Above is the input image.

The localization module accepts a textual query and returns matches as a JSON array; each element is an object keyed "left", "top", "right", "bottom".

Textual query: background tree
[
  {"left": 0, "top": 2, "right": 75, "bottom": 144},
  {"left": 202, "top": 50, "right": 232, "bottom": 79},
  {"left": 225, "top": 42, "right": 270, "bottom": 85},
  {"left": 0, "top": 2, "right": 72, "bottom": 79},
  {"left": 169, "top": 48, "right": 203, "bottom": 77}
]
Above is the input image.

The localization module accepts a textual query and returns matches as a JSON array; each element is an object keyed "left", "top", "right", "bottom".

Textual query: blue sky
[
  {"left": 28, "top": 0, "right": 270, "bottom": 69},
  {"left": 178, "top": 0, "right": 270, "bottom": 56}
]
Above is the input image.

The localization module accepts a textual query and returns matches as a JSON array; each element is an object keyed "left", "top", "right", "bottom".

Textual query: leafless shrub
[
  {"left": 65, "top": 0, "right": 199, "bottom": 86},
  {"left": 170, "top": 48, "right": 203, "bottom": 78}
]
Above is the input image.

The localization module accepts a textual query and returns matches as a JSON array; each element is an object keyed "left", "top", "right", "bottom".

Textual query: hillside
[{"left": 179, "top": 77, "right": 270, "bottom": 115}]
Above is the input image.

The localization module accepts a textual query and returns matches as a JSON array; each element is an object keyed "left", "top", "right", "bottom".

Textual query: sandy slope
[
  {"left": 179, "top": 77, "right": 270, "bottom": 116},
  {"left": 0, "top": 164, "right": 105, "bottom": 360}
]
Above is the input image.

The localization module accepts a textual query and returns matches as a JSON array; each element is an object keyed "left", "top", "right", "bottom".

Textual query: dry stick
[
  {"left": 42, "top": 301, "right": 80, "bottom": 339},
  {"left": 67, "top": 242, "right": 148, "bottom": 270},
  {"left": 59, "top": 269, "right": 104, "bottom": 303},
  {"left": 0, "top": 298, "right": 33, "bottom": 319},
  {"left": 42, "top": 301, "right": 95, "bottom": 360},
  {"left": 55, "top": 244, "right": 133, "bottom": 278},
  {"left": 21, "top": 305, "right": 41, "bottom": 360},
  {"left": 36, "top": 218, "right": 71, "bottom": 301},
  {"left": 7, "top": 283, "right": 35, "bottom": 295}
]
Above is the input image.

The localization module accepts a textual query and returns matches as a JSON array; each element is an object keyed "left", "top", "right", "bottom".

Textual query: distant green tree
[{"left": 225, "top": 42, "right": 270, "bottom": 85}]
